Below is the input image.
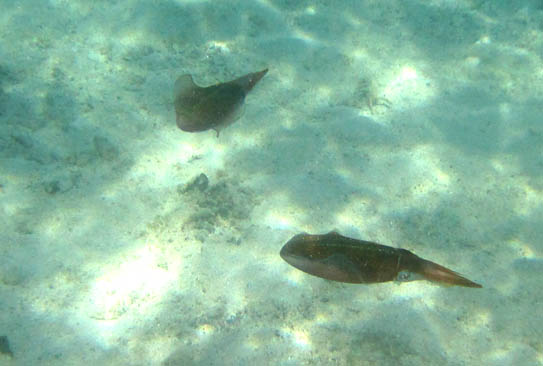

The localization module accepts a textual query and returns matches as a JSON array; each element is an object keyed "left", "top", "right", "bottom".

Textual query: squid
[
  {"left": 174, "top": 68, "right": 268, "bottom": 137},
  {"left": 280, "top": 231, "right": 482, "bottom": 288}
]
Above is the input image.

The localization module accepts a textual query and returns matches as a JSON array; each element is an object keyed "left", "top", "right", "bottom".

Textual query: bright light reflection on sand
[
  {"left": 293, "top": 29, "right": 318, "bottom": 44},
  {"left": 196, "top": 324, "right": 216, "bottom": 340},
  {"left": 293, "top": 330, "right": 311, "bottom": 349},
  {"left": 305, "top": 6, "right": 316, "bottom": 15},
  {"left": 400, "top": 66, "right": 418, "bottom": 81},
  {"left": 281, "top": 116, "right": 294, "bottom": 129},
  {"left": 409, "top": 144, "right": 451, "bottom": 198},
  {"left": 280, "top": 327, "right": 312, "bottom": 350},
  {"left": 205, "top": 40, "right": 231, "bottom": 53},
  {"left": 265, "top": 211, "right": 293, "bottom": 230},
  {"left": 515, "top": 184, "right": 542, "bottom": 217},
  {"left": 464, "top": 311, "right": 491, "bottom": 334},
  {"left": 508, "top": 240, "right": 535, "bottom": 259},
  {"left": 284, "top": 268, "right": 305, "bottom": 287},
  {"left": 384, "top": 65, "right": 435, "bottom": 107},
  {"left": 88, "top": 245, "right": 179, "bottom": 326},
  {"left": 336, "top": 212, "right": 356, "bottom": 227}
]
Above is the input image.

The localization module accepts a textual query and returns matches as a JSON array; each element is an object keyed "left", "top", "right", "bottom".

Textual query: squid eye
[
  {"left": 396, "top": 271, "right": 424, "bottom": 282},
  {"left": 396, "top": 271, "right": 413, "bottom": 282}
]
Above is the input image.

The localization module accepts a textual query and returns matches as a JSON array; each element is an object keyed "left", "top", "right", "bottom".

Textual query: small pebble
[{"left": 180, "top": 173, "right": 209, "bottom": 194}]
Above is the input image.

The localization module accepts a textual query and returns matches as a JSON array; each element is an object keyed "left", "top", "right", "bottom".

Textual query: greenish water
[{"left": 0, "top": 1, "right": 542, "bottom": 365}]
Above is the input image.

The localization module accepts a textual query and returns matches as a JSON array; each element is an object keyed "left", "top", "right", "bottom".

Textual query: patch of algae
[
  {"left": 145, "top": 173, "right": 256, "bottom": 243},
  {"left": 179, "top": 173, "right": 255, "bottom": 234}
]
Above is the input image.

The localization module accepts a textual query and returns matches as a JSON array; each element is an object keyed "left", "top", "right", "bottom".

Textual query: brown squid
[
  {"left": 280, "top": 231, "right": 482, "bottom": 288},
  {"left": 174, "top": 69, "right": 268, "bottom": 136}
]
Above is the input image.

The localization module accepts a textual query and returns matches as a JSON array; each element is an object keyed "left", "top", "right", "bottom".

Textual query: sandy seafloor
[{"left": 1, "top": 0, "right": 542, "bottom": 365}]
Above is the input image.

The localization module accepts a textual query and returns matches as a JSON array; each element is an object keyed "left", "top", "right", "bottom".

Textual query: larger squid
[{"left": 280, "top": 231, "right": 482, "bottom": 288}]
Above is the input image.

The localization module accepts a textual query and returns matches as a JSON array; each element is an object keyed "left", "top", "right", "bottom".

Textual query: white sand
[{"left": 1, "top": 0, "right": 542, "bottom": 365}]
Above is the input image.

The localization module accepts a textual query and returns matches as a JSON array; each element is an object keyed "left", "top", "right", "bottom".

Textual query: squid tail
[{"left": 418, "top": 258, "right": 482, "bottom": 288}]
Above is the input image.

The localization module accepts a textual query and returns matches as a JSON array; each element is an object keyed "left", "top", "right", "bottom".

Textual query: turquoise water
[{"left": 1, "top": 1, "right": 542, "bottom": 365}]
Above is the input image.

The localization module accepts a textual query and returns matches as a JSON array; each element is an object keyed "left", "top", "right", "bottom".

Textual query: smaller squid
[
  {"left": 174, "top": 69, "right": 268, "bottom": 136},
  {"left": 280, "top": 232, "right": 482, "bottom": 288}
]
